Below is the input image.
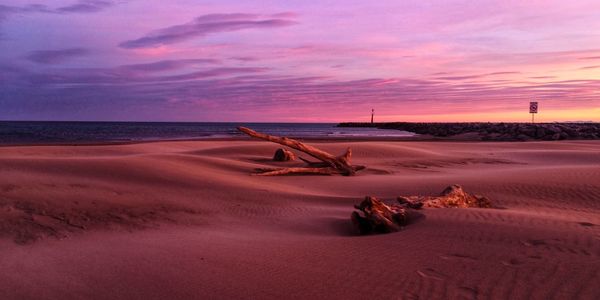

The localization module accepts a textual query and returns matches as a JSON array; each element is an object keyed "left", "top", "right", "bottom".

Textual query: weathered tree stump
[
  {"left": 351, "top": 196, "right": 409, "bottom": 234},
  {"left": 238, "top": 126, "right": 365, "bottom": 176},
  {"left": 273, "top": 148, "right": 297, "bottom": 161},
  {"left": 397, "top": 184, "right": 492, "bottom": 208}
]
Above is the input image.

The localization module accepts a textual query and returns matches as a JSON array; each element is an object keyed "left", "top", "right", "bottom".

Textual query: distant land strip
[{"left": 337, "top": 122, "right": 600, "bottom": 141}]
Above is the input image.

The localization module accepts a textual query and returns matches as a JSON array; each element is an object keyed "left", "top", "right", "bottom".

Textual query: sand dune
[{"left": 1, "top": 140, "right": 599, "bottom": 299}]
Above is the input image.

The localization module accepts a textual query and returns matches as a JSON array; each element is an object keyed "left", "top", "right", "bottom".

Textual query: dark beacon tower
[{"left": 371, "top": 109, "right": 374, "bottom": 125}]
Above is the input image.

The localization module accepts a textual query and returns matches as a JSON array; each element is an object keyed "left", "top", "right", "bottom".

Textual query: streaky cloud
[
  {"left": 119, "top": 59, "right": 220, "bottom": 72},
  {"left": 26, "top": 48, "right": 89, "bottom": 64},
  {"left": 157, "top": 67, "right": 267, "bottom": 82},
  {"left": 18, "top": 64, "right": 266, "bottom": 85},
  {"left": 57, "top": 0, "right": 114, "bottom": 13},
  {"left": 488, "top": 71, "right": 521, "bottom": 76},
  {"left": 436, "top": 71, "right": 521, "bottom": 81},
  {"left": 0, "top": 0, "right": 113, "bottom": 35},
  {"left": 229, "top": 56, "right": 258, "bottom": 62},
  {"left": 0, "top": 5, "right": 18, "bottom": 21},
  {"left": 0, "top": 4, "right": 53, "bottom": 22},
  {"left": 578, "top": 56, "right": 600, "bottom": 60},
  {"left": 119, "top": 13, "right": 297, "bottom": 49}
]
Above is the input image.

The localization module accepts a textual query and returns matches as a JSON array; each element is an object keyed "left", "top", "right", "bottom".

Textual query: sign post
[{"left": 529, "top": 101, "right": 538, "bottom": 123}]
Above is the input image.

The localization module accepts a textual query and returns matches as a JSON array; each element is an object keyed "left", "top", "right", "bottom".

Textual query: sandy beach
[{"left": 1, "top": 139, "right": 599, "bottom": 299}]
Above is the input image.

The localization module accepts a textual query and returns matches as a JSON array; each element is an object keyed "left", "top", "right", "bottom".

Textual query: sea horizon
[{"left": 0, "top": 121, "right": 415, "bottom": 144}]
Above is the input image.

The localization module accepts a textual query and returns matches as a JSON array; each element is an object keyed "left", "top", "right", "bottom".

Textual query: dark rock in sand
[{"left": 273, "top": 148, "right": 297, "bottom": 161}]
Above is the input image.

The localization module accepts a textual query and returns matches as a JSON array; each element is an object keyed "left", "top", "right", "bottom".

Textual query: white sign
[{"left": 529, "top": 102, "right": 538, "bottom": 114}]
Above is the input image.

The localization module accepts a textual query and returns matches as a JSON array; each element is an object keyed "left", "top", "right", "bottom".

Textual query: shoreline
[
  {"left": 7, "top": 124, "right": 599, "bottom": 146},
  {"left": 0, "top": 134, "right": 582, "bottom": 147},
  {"left": 0, "top": 136, "right": 418, "bottom": 147}
]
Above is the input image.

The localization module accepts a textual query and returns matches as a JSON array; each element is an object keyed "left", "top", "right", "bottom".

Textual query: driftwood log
[
  {"left": 351, "top": 196, "right": 409, "bottom": 234},
  {"left": 238, "top": 126, "right": 365, "bottom": 176},
  {"left": 397, "top": 184, "right": 492, "bottom": 208},
  {"left": 352, "top": 185, "right": 492, "bottom": 234}
]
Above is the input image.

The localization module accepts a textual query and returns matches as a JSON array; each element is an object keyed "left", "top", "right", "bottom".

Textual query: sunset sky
[{"left": 1, "top": 0, "right": 600, "bottom": 122}]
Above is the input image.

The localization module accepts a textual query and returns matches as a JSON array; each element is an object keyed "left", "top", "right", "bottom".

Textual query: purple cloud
[
  {"left": 26, "top": 48, "right": 89, "bottom": 64},
  {"left": 157, "top": 67, "right": 267, "bottom": 82},
  {"left": 119, "top": 13, "right": 297, "bottom": 49},
  {"left": 0, "top": 4, "right": 53, "bottom": 23},
  {"left": 229, "top": 56, "right": 258, "bottom": 62},
  {"left": 119, "top": 59, "right": 220, "bottom": 72},
  {"left": 57, "top": 0, "right": 114, "bottom": 13},
  {"left": 1, "top": 1, "right": 111, "bottom": 19},
  {"left": 19, "top": 64, "right": 266, "bottom": 85},
  {"left": 0, "top": 0, "right": 112, "bottom": 35},
  {"left": 436, "top": 71, "right": 520, "bottom": 81},
  {"left": 0, "top": 5, "right": 17, "bottom": 22}
]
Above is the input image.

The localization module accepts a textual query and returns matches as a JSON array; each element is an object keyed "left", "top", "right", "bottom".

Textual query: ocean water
[{"left": 0, "top": 121, "right": 414, "bottom": 144}]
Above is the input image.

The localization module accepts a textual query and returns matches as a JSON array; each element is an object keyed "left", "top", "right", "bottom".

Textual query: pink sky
[{"left": 1, "top": 0, "right": 599, "bottom": 122}]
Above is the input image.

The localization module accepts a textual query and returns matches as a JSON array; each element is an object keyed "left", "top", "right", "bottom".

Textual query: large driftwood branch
[{"left": 238, "top": 126, "right": 365, "bottom": 176}]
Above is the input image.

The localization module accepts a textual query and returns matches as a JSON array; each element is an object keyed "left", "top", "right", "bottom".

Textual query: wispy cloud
[
  {"left": 0, "top": 5, "right": 17, "bottom": 22},
  {"left": 26, "top": 48, "right": 89, "bottom": 64},
  {"left": 119, "top": 59, "right": 220, "bottom": 72},
  {"left": 57, "top": 0, "right": 114, "bottom": 13},
  {"left": 578, "top": 56, "right": 600, "bottom": 60},
  {"left": 119, "top": 13, "right": 297, "bottom": 49},
  {"left": 529, "top": 76, "right": 556, "bottom": 79},
  {"left": 1, "top": 1, "right": 113, "bottom": 18},
  {"left": 579, "top": 65, "right": 600, "bottom": 70},
  {"left": 0, "top": 4, "right": 52, "bottom": 23},
  {"left": 0, "top": 0, "right": 114, "bottom": 33},
  {"left": 157, "top": 67, "right": 267, "bottom": 82},
  {"left": 435, "top": 71, "right": 520, "bottom": 81},
  {"left": 17, "top": 62, "right": 265, "bottom": 85},
  {"left": 229, "top": 56, "right": 258, "bottom": 62}
]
